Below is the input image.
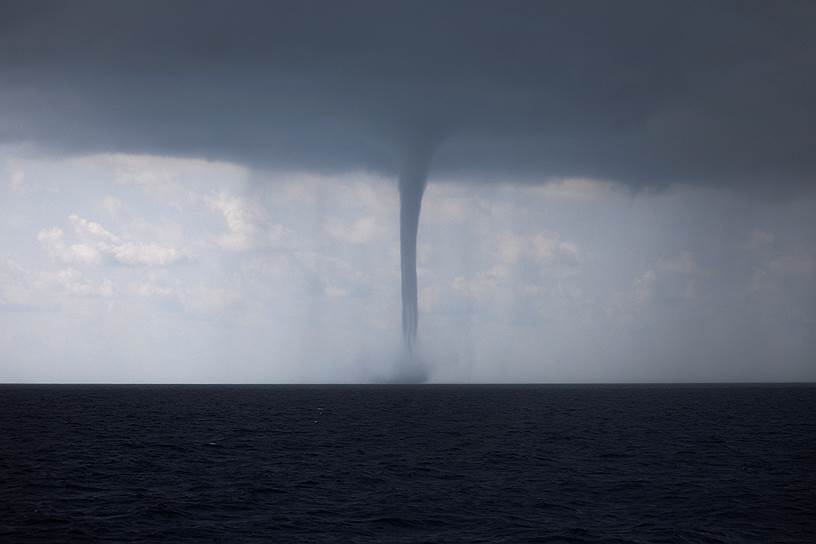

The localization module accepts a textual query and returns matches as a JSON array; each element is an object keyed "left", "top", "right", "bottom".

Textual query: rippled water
[{"left": 1, "top": 385, "right": 814, "bottom": 542}]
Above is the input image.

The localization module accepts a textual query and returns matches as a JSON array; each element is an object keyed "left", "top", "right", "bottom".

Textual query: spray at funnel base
[{"left": 398, "top": 143, "right": 433, "bottom": 361}]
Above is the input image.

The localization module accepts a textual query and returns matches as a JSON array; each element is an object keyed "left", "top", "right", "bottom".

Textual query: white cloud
[
  {"left": 69, "top": 214, "right": 120, "bottom": 243},
  {"left": 65, "top": 244, "right": 102, "bottom": 265},
  {"left": 39, "top": 215, "right": 186, "bottom": 267},
  {"left": 34, "top": 268, "right": 114, "bottom": 299},
  {"left": 210, "top": 193, "right": 262, "bottom": 250},
  {"left": 2, "top": 260, "right": 113, "bottom": 308},
  {"left": 37, "top": 227, "right": 64, "bottom": 249},
  {"left": 530, "top": 232, "right": 577, "bottom": 261},
  {"left": 209, "top": 193, "right": 293, "bottom": 251},
  {"left": 111, "top": 242, "right": 184, "bottom": 267},
  {"left": 38, "top": 227, "right": 103, "bottom": 266}
]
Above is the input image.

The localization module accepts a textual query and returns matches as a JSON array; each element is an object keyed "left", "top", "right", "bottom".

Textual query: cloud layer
[{"left": 2, "top": 1, "right": 815, "bottom": 190}]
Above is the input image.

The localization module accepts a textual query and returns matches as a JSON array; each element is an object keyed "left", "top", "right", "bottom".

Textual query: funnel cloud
[{"left": 398, "top": 139, "right": 434, "bottom": 358}]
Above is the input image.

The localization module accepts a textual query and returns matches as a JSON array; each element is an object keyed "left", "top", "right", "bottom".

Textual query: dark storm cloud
[{"left": 1, "top": 0, "right": 815, "bottom": 189}]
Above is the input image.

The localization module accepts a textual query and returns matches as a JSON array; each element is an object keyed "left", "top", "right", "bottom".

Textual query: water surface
[{"left": 1, "top": 384, "right": 814, "bottom": 542}]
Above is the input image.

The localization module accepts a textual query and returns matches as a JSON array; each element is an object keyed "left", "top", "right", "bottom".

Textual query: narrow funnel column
[{"left": 398, "top": 143, "right": 432, "bottom": 357}]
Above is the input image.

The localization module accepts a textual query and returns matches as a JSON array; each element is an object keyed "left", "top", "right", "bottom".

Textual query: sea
[{"left": 1, "top": 384, "right": 814, "bottom": 543}]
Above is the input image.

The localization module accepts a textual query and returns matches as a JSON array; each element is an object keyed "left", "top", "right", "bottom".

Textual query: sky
[{"left": 1, "top": 1, "right": 815, "bottom": 382}]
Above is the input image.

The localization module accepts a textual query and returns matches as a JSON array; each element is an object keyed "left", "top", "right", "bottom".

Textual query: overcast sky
[{"left": 1, "top": 1, "right": 814, "bottom": 382}]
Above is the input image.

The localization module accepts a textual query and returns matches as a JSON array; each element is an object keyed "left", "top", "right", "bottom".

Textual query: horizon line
[{"left": 1, "top": 381, "right": 814, "bottom": 386}]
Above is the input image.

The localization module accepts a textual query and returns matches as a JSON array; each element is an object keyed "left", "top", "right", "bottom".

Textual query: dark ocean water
[{"left": 1, "top": 385, "right": 814, "bottom": 543}]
